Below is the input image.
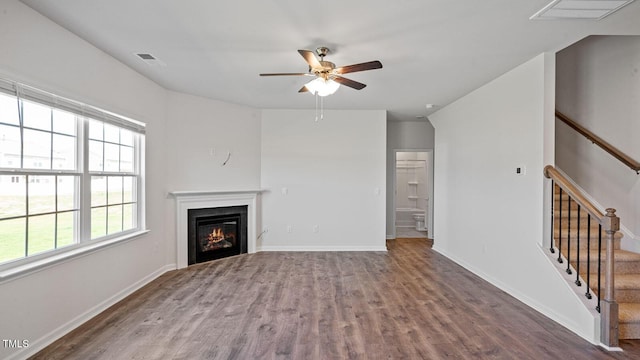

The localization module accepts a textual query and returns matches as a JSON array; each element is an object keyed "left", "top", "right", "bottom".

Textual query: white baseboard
[
  {"left": 386, "top": 235, "right": 395, "bottom": 240},
  {"left": 431, "top": 245, "right": 598, "bottom": 345},
  {"left": 599, "top": 344, "right": 623, "bottom": 351},
  {"left": 257, "top": 246, "right": 388, "bottom": 252},
  {"left": 9, "top": 264, "right": 175, "bottom": 360}
]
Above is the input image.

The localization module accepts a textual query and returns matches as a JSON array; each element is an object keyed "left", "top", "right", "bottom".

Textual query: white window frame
[{"left": 0, "top": 77, "right": 147, "bottom": 279}]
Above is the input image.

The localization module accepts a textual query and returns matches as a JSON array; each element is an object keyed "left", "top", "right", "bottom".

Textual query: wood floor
[{"left": 32, "top": 239, "right": 640, "bottom": 359}]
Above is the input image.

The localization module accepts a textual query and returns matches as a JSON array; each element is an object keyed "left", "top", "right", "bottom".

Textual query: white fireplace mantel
[{"left": 170, "top": 189, "right": 265, "bottom": 269}]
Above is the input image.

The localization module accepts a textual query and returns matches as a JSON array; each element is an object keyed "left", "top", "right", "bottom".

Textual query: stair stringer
[{"left": 542, "top": 243, "right": 602, "bottom": 344}]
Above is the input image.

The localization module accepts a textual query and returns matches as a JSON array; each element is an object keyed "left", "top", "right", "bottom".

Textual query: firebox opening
[{"left": 188, "top": 205, "right": 247, "bottom": 265}]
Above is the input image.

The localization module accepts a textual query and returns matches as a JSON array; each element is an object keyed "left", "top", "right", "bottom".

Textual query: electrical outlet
[
  {"left": 287, "top": 225, "right": 293, "bottom": 233},
  {"left": 313, "top": 225, "right": 319, "bottom": 233}
]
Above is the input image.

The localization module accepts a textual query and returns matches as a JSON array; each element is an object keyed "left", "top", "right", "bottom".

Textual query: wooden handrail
[
  {"left": 556, "top": 110, "right": 640, "bottom": 174},
  {"left": 544, "top": 165, "right": 604, "bottom": 222}
]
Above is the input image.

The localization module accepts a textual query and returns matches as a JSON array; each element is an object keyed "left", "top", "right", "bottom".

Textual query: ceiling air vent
[
  {"left": 135, "top": 53, "right": 166, "bottom": 66},
  {"left": 530, "top": 0, "right": 636, "bottom": 20},
  {"left": 137, "top": 53, "right": 156, "bottom": 60}
]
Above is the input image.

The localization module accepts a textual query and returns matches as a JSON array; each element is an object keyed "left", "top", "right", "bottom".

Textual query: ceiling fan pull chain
[
  {"left": 315, "top": 92, "right": 319, "bottom": 122},
  {"left": 320, "top": 95, "right": 324, "bottom": 121}
]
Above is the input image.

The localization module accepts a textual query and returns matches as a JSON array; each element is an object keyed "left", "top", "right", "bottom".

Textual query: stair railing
[
  {"left": 544, "top": 165, "right": 621, "bottom": 347},
  {"left": 556, "top": 111, "right": 640, "bottom": 174}
]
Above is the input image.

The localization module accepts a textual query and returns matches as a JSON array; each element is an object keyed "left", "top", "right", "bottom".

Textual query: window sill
[{"left": 0, "top": 229, "right": 150, "bottom": 284}]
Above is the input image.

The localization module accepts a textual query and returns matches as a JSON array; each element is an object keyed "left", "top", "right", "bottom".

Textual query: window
[{"left": 0, "top": 78, "right": 145, "bottom": 268}]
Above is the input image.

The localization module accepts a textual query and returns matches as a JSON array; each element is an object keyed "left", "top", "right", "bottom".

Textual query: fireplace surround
[{"left": 170, "top": 189, "right": 262, "bottom": 269}]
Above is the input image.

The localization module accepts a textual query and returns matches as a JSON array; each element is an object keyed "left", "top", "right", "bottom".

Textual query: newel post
[{"left": 600, "top": 208, "right": 620, "bottom": 347}]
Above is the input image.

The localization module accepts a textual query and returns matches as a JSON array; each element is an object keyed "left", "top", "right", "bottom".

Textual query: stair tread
[
  {"left": 619, "top": 303, "right": 640, "bottom": 323},
  {"left": 577, "top": 249, "right": 640, "bottom": 262},
  {"left": 616, "top": 274, "right": 640, "bottom": 289},
  {"left": 553, "top": 231, "right": 624, "bottom": 240},
  {"left": 587, "top": 274, "right": 640, "bottom": 289}
]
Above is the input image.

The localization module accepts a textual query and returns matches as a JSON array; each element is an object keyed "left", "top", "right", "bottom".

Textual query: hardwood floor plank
[{"left": 30, "top": 239, "right": 640, "bottom": 359}]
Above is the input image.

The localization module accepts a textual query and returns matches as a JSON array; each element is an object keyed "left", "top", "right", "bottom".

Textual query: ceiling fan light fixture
[{"left": 304, "top": 78, "right": 340, "bottom": 97}]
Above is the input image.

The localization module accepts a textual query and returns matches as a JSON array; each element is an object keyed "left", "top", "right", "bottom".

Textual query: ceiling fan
[{"left": 259, "top": 47, "right": 382, "bottom": 96}]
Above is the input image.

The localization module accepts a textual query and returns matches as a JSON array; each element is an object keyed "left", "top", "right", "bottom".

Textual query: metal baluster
[
  {"left": 558, "top": 188, "right": 563, "bottom": 264},
  {"left": 575, "top": 205, "right": 581, "bottom": 286},
  {"left": 566, "top": 198, "right": 572, "bottom": 275},
  {"left": 550, "top": 181, "right": 555, "bottom": 254},
  {"left": 585, "top": 215, "right": 592, "bottom": 299},
  {"left": 597, "top": 224, "right": 602, "bottom": 313}
]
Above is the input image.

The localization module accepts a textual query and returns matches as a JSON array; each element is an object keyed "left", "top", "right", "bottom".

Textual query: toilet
[{"left": 413, "top": 213, "right": 426, "bottom": 231}]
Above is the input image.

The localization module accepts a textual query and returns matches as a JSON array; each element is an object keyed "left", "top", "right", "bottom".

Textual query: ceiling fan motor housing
[{"left": 313, "top": 61, "right": 336, "bottom": 79}]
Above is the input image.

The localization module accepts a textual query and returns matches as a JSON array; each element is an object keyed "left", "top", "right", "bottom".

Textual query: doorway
[{"left": 393, "top": 150, "right": 433, "bottom": 239}]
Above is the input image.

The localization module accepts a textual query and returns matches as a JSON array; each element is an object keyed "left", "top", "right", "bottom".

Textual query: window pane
[
  {"left": 123, "top": 176, "right": 134, "bottom": 203},
  {"left": 0, "top": 124, "right": 22, "bottom": 168},
  {"left": 120, "top": 129, "right": 133, "bottom": 146},
  {"left": 107, "top": 205, "right": 123, "bottom": 234},
  {"left": 57, "top": 211, "right": 76, "bottom": 247},
  {"left": 91, "top": 176, "right": 106, "bottom": 207},
  {"left": 52, "top": 134, "right": 76, "bottom": 170},
  {"left": 104, "top": 143, "right": 119, "bottom": 172},
  {"left": 120, "top": 146, "right": 133, "bottom": 172},
  {"left": 104, "top": 123, "right": 119, "bottom": 143},
  {"left": 0, "top": 93, "right": 19, "bottom": 125},
  {"left": 23, "top": 129, "right": 51, "bottom": 169},
  {"left": 27, "top": 214, "right": 55, "bottom": 255},
  {"left": 123, "top": 204, "right": 134, "bottom": 231},
  {"left": 52, "top": 109, "right": 76, "bottom": 135},
  {"left": 57, "top": 176, "right": 76, "bottom": 211},
  {"left": 0, "top": 218, "right": 26, "bottom": 263},
  {"left": 89, "top": 140, "right": 104, "bottom": 171},
  {"left": 91, "top": 207, "right": 106, "bottom": 239},
  {"left": 108, "top": 176, "right": 123, "bottom": 205},
  {"left": 89, "top": 119, "right": 103, "bottom": 140},
  {"left": 22, "top": 100, "right": 51, "bottom": 131},
  {"left": 28, "top": 176, "right": 55, "bottom": 214},
  {"left": 0, "top": 175, "right": 26, "bottom": 218}
]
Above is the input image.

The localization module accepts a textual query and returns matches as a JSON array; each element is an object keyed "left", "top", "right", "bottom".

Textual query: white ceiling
[{"left": 20, "top": 0, "right": 640, "bottom": 121}]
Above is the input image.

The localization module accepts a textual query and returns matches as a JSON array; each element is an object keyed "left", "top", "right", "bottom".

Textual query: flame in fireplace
[{"left": 208, "top": 228, "right": 225, "bottom": 244}]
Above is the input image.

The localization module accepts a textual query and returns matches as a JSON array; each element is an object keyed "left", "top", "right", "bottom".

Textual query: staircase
[{"left": 554, "top": 184, "right": 640, "bottom": 339}]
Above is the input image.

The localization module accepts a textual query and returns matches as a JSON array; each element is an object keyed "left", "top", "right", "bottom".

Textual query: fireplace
[
  {"left": 171, "top": 189, "right": 260, "bottom": 269},
  {"left": 188, "top": 205, "right": 247, "bottom": 265}
]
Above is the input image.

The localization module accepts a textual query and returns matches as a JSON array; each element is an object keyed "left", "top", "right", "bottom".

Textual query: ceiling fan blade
[
  {"left": 333, "top": 76, "right": 366, "bottom": 90},
  {"left": 298, "top": 50, "right": 322, "bottom": 68},
  {"left": 298, "top": 85, "right": 309, "bottom": 93},
  {"left": 259, "top": 73, "right": 313, "bottom": 77},
  {"left": 334, "top": 60, "right": 383, "bottom": 74}
]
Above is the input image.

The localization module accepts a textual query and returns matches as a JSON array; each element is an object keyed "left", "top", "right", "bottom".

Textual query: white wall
[
  {"left": 430, "top": 54, "right": 599, "bottom": 342},
  {"left": 165, "top": 91, "right": 261, "bottom": 192},
  {"left": 386, "top": 121, "right": 434, "bottom": 237},
  {"left": 164, "top": 91, "right": 262, "bottom": 265},
  {"left": 260, "top": 110, "right": 386, "bottom": 251},
  {"left": 0, "top": 2, "right": 169, "bottom": 359},
  {"left": 556, "top": 35, "right": 640, "bottom": 243}
]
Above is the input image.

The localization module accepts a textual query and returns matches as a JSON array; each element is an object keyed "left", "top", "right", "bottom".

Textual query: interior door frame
[{"left": 392, "top": 149, "right": 434, "bottom": 239}]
